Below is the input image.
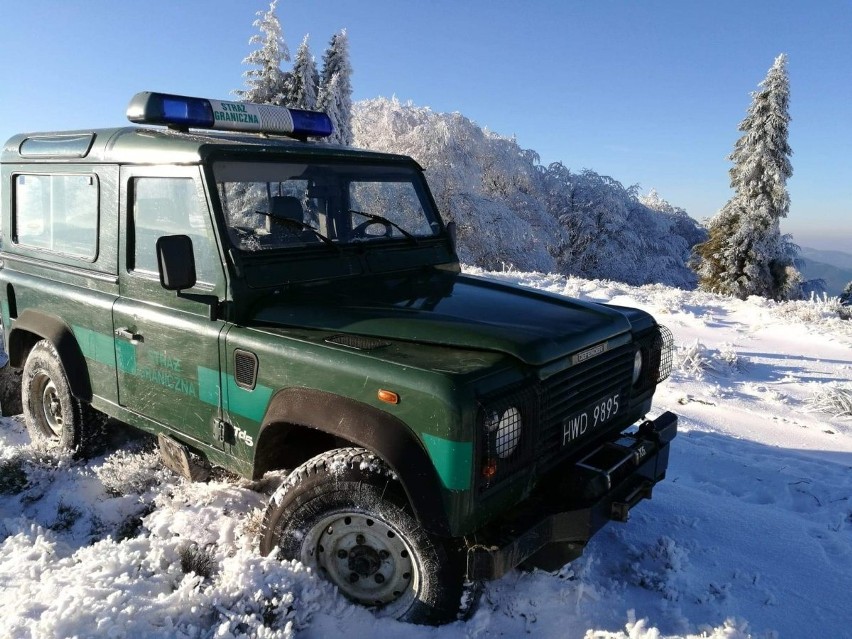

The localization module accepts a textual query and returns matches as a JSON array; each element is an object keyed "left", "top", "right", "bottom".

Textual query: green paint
[
  {"left": 68, "top": 325, "right": 271, "bottom": 422},
  {"left": 137, "top": 366, "right": 196, "bottom": 396},
  {"left": 421, "top": 433, "right": 472, "bottom": 491},
  {"left": 226, "top": 375, "right": 273, "bottom": 423},
  {"left": 73, "top": 325, "right": 117, "bottom": 367}
]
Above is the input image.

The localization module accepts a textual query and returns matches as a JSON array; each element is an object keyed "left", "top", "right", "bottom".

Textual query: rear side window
[{"left": 13, "top": 173, "right": 99, "bottom": 260}]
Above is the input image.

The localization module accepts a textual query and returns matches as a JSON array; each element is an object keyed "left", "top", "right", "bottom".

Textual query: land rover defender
[{"left": 0, "top": 92, "right": 676, "bottom": 624}]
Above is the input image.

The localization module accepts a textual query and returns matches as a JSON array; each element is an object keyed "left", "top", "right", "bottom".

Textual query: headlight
[
  {"left": 632, "top": 349, "right": 643, "bottom": 385},
  {"left": 485, "top": 406, "right": 522, "bottom": 459}
]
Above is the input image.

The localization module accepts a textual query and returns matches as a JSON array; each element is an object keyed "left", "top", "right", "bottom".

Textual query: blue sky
[{"left": 2, "top": 0, "right": 850, "bottom": 251}]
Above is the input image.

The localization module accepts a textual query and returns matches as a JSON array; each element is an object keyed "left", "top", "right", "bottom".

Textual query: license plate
[{"left": 561, "top": 390, "right": 623, "bottom": 447}]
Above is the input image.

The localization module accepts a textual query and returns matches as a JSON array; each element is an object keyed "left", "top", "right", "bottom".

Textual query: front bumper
[{"left": 465, "top": 411, "right": 677, "bottom": 580}]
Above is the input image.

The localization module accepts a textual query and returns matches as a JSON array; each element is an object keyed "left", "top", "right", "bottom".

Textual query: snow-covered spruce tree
[
  {"left": 289, "top": 35, "right": 318, "bottom": 110},
  {"left": 234, "top": 0, "right": 290, "bottom": 106},
  {"left": 317, "top": 30, "right": 353, "bottom": 145},
  {"left": 693, "top": 54, "right": 801, "bottom": 300}
]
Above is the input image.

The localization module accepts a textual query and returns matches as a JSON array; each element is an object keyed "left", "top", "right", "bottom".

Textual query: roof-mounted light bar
[{"left": 126, "top": 91, "right": 333, "bottom": 139}]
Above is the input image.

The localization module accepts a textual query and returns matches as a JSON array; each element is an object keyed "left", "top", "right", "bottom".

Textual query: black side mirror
[{"left": 156, "top": 235, "right": 196, "bottom": 291}]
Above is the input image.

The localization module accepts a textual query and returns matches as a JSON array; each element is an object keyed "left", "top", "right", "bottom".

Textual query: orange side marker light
[{"left": 378, "top": 389, "right": 400, "bottom": 405}]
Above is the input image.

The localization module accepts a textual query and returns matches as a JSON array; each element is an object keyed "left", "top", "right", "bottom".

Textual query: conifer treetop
[
  {"left": 317, "top": 29, "right": 353, "bottom": 144},
  {"left": 692, "top": 53, "right": 800, "bottom": 301},
  {"left": 728, "top": 53, "right": 792, "bottom": 221},
  {"left": 289, "top": 34, "right": 318, "bottom": 110},
  {"left": 234, "top": 0, "right": 290, "bottom": 105}
]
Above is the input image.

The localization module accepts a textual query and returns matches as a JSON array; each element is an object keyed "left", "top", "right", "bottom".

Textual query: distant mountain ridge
[
  {"left": 798, "top": 246, "right": 852, "bottom": 296},
  {"left": 800, "top": 246, "right": 852, "bottom": 271}
]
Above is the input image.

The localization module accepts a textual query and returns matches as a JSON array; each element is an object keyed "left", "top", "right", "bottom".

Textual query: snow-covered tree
[
  {"left": 234, "top": 0, "right": 290, "bottom": 105},
  {"left": 693, "top": 54, "right": 801, "bottom": 300},
  {"left": 841, "top": 281, "right": 852, "bottom": 306},
  {"left": 289, "top": 35, "right": 318, "bottom": 110},
  {"left": 353, "top": 98, "right": 703, "bottom": 288},
  {"left": 640, "top": 189, "right": 681, "bottom": 215},
  {"left": 641, "top": 189, "right": 708, "bottom": 249},
  {"left": 317, "top": 30, "right": 353, "bottom": 144}
]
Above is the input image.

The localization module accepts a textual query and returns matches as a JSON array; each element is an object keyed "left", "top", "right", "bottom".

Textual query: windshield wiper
[
  {"left": 254, "top": 210, "right": 341, "bottom": 251},
  {"left": 348, "top": 209, "right": 419, "bottom": 244}
]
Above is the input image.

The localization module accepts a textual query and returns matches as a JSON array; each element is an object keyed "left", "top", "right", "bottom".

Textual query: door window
[{"left": 131, "top": 177, "right": 217, "bottom": 285}]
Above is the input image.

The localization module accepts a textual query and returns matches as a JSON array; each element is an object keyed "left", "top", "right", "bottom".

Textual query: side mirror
[{"left": 156, "top": 235, "right": 196, "bottom": 291}]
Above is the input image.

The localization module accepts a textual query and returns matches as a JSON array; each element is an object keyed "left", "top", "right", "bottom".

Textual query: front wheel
[
  {"left": 259, "top": 447, "right": 472, "bottom": 625},
  {"left": 22, "top": 340, "right": 98, "bottom": 455}
]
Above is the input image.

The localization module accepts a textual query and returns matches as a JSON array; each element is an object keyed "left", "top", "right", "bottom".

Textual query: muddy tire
[
  {"left": 259, "top": 447, "right": 473, "bottom": 625},
  {"left": 22, "top": 340, "right": 100, "bottom": 456},
  {"left": 0, "top": 365, "right": 23, "bottom": 416}
]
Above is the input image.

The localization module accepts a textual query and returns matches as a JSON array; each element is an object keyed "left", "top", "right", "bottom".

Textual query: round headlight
[
  {"left": 489, "top": 406, "right": 522, "bottom": 459},
  {"left": 632, "top": 349, "right": 643, "bottom": 385}
]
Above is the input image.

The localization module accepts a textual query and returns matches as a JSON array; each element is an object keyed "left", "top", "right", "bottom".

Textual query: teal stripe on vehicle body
[
  {"left": 197, "top": 366, "right": 221, "bottom": 406},
  {"left": 71, "top": 326, "right": 272, "bottom": 423},
  {"left": 197, "top": 364, "right": 272, "bottom": 422},
  {"left": 114, "top": 339, "right": 137, "bottom": 373},
  {"left": 421, "top": 433, "right": 473, "bottom": 491},
  {"left": 225, "top": 375, "right": 273, "bottom": 422},
  {"left": 74, "top": 324, "right": 120, "bottom": 368}
]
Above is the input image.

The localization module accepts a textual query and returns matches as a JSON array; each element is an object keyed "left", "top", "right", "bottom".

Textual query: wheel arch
[
  {"left": 254, "top": 387, "right": 452, "bottom": 537},
  {"left": 8, "top": 309, "right": 92, "bottom": 401}
]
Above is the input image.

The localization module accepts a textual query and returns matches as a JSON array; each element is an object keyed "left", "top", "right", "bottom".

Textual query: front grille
[
  {"left": 476, "top": 327, "right": 671, "bottom": 491},
  {"left": 537, "top": 343, "right": 634, "bottom": 470}
]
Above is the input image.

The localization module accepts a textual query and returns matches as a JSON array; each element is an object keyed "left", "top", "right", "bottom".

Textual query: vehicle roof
[{"left": 1, "top": 126, "right": 417, "bottom": 166}]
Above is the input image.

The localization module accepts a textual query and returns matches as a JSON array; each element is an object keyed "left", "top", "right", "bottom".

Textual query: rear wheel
[
  {"left": 22, "top": 340, "right": 99, "bottom": 455},
  {"left": 259, "top": 447, "right": 473, "bottom": 624}
]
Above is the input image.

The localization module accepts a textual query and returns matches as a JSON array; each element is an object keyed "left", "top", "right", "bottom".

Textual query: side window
[
  {"left": 13, "top": 173, "right": 99, "bottom": 259},
  {"left": 131, "top": 177, "right": 217, "bottom": 285}
]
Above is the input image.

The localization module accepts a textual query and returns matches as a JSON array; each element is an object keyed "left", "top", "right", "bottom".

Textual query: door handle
[{"left": 115, "top": 328, "right": 144, "bottom": 345}]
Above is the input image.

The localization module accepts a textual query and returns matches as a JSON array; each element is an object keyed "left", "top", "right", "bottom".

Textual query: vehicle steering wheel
[{"left": 351, "top": 219, "right": 393, "bottom": 239}]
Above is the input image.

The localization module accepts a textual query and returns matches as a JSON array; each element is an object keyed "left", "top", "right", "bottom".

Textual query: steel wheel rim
[
  {"left": 301, "top": 510, "right": 421, "bottom": 615},
  {"left": 33, "top": 373, "right": 64, "bottom": 439}
]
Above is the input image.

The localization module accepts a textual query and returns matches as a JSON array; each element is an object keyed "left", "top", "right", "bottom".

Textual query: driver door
[{"left": 113, "top": 166, "right": 227, "bottom": 447}]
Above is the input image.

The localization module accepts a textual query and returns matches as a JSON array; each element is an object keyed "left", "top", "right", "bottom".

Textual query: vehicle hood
[{"left": 252, "top": 272, "right": 633, "bottom": 366}]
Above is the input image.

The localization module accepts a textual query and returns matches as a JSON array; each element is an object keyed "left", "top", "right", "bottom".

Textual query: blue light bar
[
  {"left": 126, "top": 91, "right": 333, "bottom": 139},
  {"left": 289, "top": 108, "right": 334, "bottom": 138}
]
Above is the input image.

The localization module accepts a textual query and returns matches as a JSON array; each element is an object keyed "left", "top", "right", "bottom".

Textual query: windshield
[{"left": 212, "top": 161, "right": 442, "bottom": 252}]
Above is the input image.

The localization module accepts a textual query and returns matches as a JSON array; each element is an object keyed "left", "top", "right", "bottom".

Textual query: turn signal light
[
  {"left": 482, "top": 458, "right": 498, "bottom": 480},
  {"left": 377, "top": 389, "right": 400, "bottom": 405}
]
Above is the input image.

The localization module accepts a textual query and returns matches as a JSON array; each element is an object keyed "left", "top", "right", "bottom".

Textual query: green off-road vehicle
[{"left": 0, "top": 92, "right": 676, "bottom": 624}]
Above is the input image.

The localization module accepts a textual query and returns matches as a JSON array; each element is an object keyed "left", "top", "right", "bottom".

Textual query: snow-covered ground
[{"left": 1, "top": 269, "right": 850, "bottom": 639}]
